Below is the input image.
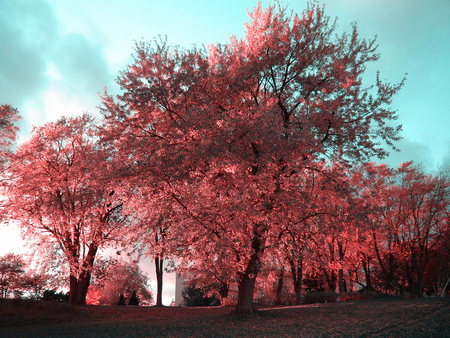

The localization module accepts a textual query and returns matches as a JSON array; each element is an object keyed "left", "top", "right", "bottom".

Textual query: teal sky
[
  {"left": 1, "top": 0, "right": 449, "bottom": 171},
  {"left": 1, "top": 0, "right": 449, "bottom": 303}
]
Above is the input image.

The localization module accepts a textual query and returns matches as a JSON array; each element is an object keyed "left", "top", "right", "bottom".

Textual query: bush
[
  {"left": 182, "top": 285, "right": 220, "bottom": 307},
  {"left": 128, "top": 290, "right": 139, "bottom": 306},
  {"left": 42, "top": 290, "right": 69, "bottom": 302},
  {"left": 303, "top": 292, "right": 339, "bottom": 304},
  {"left": 117, "top": 294, "right": 126, "bottom": 306}
]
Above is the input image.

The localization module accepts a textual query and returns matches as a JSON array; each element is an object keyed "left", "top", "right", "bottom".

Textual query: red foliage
[
  {"left": 4, "top": 114, "right": 128, "bottom": 304},
  {"left": 99, "top": 2, "right": 404, "bottom": 313}
]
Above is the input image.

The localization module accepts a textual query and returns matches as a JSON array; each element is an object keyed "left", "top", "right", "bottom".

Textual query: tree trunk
[
  {"left": 234, "top": 233, "right": 264, "bottom": 314},
  {"left": 373, "top": 232, "right": 394, "bottom": 293},
  {"left": 235, "top": 270, "right": 257, "bottom": 314},
  {"left": 440, "top": 277, "right": 450, "bottom": 297},
  {"left": 338, "top": 242, "right": 346, "bottom": 295},
  {"left": 276, "top": 270, "right": 284, "bottom": 305},
  {"left": 155, "top": 256, "right": 164, "bottom": 306},
  {"left": 362, "top": 255, "right": 372, "bottom": 290},
  {"left": 218, "top": 283, "right": 229, "bottom": 305},
  {"left": 68, "top": 244, "right": 98, "bottom": 305},
  {"left": 323, "top": 268, "right": 337, "bottom": 292},
  {"left": 68, "top": 273, "right": 92, "bottom": 305},
  {"left": 69, "top": 275, "right": 78, "bottom": 304},
  {"left": 338, "top": 268, "right": 345, "bottom": 295},
  {"left": 417, "top": 269, "right": 424, "bottom": 298},
  {"left": 289, "top": 258, "right": 303, "bottom": 305}
]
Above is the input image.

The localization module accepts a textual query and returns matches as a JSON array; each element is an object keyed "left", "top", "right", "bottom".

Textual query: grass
[{"left": 1, "top": 297, "right": 449, "bottom": 337}]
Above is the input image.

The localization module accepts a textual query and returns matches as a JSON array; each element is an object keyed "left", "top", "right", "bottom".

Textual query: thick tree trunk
[
  {"left": 234, "top": 233, "right": 264, "bottom": 314},
  {"left": 68, "top": 273, "right": 92, "bottom": 304},
  {"left": 405, "top": 262, "right": 414, "bottom": 295},
  {"left": 68, "top": 244, "right": 98, "bottom": 305},
  {"left": 235, "top": 270, "right": 257, "bottom": 314},
  {"left": 155, "top": 256, "right": 164, "bottom": 306}
]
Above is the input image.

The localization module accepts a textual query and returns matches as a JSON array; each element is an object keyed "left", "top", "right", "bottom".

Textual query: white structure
[{"left": 173, "top": 273, "right": 187, "bottom": 306}]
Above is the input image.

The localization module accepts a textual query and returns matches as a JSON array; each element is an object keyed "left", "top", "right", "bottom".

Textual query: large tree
[
  {"left": 100, "top": 2, "right": 404, "bottom": 313},
  {"left": 4, "top": 114, "right": 127, "bottom": 304}
]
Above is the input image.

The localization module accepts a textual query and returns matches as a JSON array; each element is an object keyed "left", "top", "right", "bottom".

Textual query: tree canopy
[
  {"left": 4, "top": 114, "right": 128, "bottom": 304},
  {"left": 99, "top": 1, "right": 405, "bottom": 313}
]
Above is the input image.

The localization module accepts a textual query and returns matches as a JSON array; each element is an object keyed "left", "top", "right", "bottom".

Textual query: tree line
[
  {"left": 0, "top": 252, "right": 153, "bottom": 305},
  {"left": 1, "top": 2, "right": 448, "bottom": 314}
]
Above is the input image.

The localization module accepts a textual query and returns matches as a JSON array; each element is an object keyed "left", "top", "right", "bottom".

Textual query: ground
[{"left": 1, "top": 297, "right": 449, "bottom": 337}]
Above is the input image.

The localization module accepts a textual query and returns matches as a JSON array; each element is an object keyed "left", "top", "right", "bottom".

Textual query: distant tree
[
  {"left": 21, "top": 271, "right": 50, "bottom": 300},
  {"left": 351, "top": 162, "right": 450, "bottom": 297},
  {"left": 0, "top": 253, "right": 25, "bottom": 299},
  {"left": 89, "top": 257, "right": 153, "bottom": 306},
  {"left": 430, "top": 226, "right": 450, "bottom": 297},
  {"left": 394, "top": 163, "right": 450, "bottom": 297}
]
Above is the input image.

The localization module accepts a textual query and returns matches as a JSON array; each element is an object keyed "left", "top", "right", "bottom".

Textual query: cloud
[
  {"left": 0, "top": 0, "right": 58, "bottom": 107},
  {"left": 374, "top": 137, "right": 436, "bottom": 172},
  {"left": 436, "top": 143, "right": 450, "bottom": 170},
  {"left": 0, "top": 1, "right": 115, "bottom": 139},
  {"left": 53, "top": 33, "right": 112, "bottom": 95}
]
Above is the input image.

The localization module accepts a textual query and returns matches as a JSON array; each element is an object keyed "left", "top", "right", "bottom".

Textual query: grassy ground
[{"left": 1, "top": 297, "right": 449, "bottom": 337}]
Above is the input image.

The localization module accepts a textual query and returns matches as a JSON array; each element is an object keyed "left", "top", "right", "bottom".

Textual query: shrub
[
  {"left": 182, "top": 285, "right": 220, "bottom": 307},
  {"left": 303, "top": 292, "right": 339, "bottom": 304},
  {"left": 42, "top": 290, "right": 68, "bottom": 302},
  {"left": 128, "top": 290, "right": 139, "bottom": 306},
  {"left": 117, "top": 294, "right": 126, "bottom": 306}
]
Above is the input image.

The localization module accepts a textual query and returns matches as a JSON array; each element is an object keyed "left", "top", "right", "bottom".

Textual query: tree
[
  {"left": 125, "top": 193, "right": 175, "bottom": 307},
  {"left": 21, "top": 271, "right": 52, "bottom": 300},
  {"left": 350, "top": 162, "right": 450, "bottom": 296},
  {"left": 431, "top": 226, "right": 450, "bottom": 296},
  {"left": 4, "top": 114, "right": 127, "bottom": 304},
  {"left": 89, "top": 257, "right": 153, "bottom": 306},
  {"left": 100, "top": 1, "right": 404, "bottom": 313},
  {"left": 0, "top": 253, "right": 25, "bottom": 298},
  {"left": 394, "top": 163, "right": 449, "bottom": 297}
]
